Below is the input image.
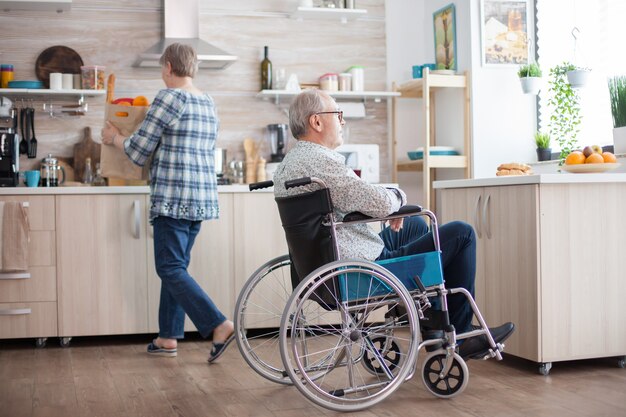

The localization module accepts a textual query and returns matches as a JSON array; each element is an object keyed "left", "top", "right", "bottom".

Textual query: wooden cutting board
[{"left": 73, "top": 127, "right": 101, "bottom": 183}]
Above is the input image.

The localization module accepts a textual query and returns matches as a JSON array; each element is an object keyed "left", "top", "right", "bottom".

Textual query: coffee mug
[
  {"left": 24, "top": 170, "right": 40, "bottom": 187},
  {"left": 423, "top": 63, "right": 436, "bottom": 72},
  {"left": 412, "top": 65, "right": 423, "bottom": 79}
]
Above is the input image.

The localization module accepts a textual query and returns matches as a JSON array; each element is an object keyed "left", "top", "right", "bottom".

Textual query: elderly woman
[{"left": 102, "top": 43, "right": 234, "bottom": 363}]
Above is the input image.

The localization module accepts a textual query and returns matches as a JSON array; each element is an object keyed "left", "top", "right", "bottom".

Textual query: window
[{"left": 536, "top": 0, "right": 626, "bottom": 148}]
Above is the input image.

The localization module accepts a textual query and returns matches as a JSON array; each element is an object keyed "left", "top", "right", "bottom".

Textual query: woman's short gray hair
[
  {"left": 289, "top": 90, "right": 327, "bottom": 139},
  {"left": 159, "top": 43, "right": 199, "bottom": 78}
]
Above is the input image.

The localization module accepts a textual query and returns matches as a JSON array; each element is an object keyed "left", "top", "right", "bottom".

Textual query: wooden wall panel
[{"left": 0, "top": 0, "right": 390, "bottom": 180}]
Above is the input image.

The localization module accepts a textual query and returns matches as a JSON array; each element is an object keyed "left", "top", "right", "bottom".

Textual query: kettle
[{"left": 40, "top": 153, "right": 66, "bottom": 187}]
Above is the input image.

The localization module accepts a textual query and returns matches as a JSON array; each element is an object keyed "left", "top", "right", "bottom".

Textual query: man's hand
[{"left": 389, "top": 218, "right": 404, "bottom": 232}]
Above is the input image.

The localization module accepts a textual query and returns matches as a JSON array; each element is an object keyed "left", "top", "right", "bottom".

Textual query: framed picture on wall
[
  {"left": 481, "top": 0, "right": 530, "bottom": 66},
  {"left": 433, "top": 4, "right": 457, "bottom": 71}
]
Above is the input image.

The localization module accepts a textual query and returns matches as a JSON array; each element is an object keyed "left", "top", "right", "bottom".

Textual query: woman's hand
[
  {"left": 101, "top": 121, "right": 120, "bottom": 146},
  {"left": 389, "top": 218, "right": 404, "bottom": 232}
]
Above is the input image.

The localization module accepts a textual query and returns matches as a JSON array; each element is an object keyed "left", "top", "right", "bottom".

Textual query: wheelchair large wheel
[
  {"left": 279, "top": 260, "right": 420, "bottom": 412},
  {"left": 235, "top": 254, "right": 293, "bottom": 385},
  {"left": 421, "top": 350, "right": 469, "bottom": 399}
]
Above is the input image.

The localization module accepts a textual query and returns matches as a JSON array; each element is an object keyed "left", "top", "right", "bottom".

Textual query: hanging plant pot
[
  {"left": 520, "top": 77, "right": 542, "bottom": 94},
  {"left": 566, "top": 69, "right": 591, "bottom": 88},
  {"left": 536, "top": 148, "right": 552, "bottom": 162},
  {"left": 614, "top": 126, "right": 626, "bottom": 154}
]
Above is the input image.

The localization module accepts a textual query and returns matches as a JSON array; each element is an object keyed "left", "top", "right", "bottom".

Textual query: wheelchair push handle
[
  {"left": 249, "top": 180, "right": 274, "bottom": 191},
  {"left": 285, "top": 177, "right": 312, "bottom": 189}
]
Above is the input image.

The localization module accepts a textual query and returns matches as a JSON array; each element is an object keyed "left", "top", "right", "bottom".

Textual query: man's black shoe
[{"left": 458, "top": 322, "right": 515, "bottom": 360}]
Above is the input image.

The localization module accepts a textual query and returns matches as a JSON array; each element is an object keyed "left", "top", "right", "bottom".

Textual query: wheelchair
[{"left": 235, "top": 177, "right": 505, "bottom": 412}]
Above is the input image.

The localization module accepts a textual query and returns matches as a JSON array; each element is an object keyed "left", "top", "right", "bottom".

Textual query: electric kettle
[{"left": 40, "top": 153, "right": 65, "bottom": 187}]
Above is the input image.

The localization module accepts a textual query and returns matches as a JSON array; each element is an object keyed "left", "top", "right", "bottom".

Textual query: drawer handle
[
  {"left": 0, "top": 272, "right": 31, "bottom": 280},
  {"left": 474, "top": 194, "right": 482, "bottom": 238},
  {"left": 482, "top": 193, "right": 492, "bottom": 239},
  {"left": 0, "top": 308, "right": 32, "bottom": 315},
  {"left": 133, "top": 200, "right": 141, "bottom": 239}
]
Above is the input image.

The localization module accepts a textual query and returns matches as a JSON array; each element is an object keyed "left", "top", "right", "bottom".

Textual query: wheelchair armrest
[{"left": 342, "top": 205, "right": 423, "bottom": 224}]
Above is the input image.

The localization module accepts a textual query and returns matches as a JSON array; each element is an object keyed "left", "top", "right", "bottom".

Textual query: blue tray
[{"left": 7, "top": 80, "right": 44, "bottom": 89}]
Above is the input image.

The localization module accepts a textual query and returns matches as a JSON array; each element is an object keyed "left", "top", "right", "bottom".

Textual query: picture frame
[
  {"left": 481, "top": 0, "right": 531, "bottom": 66},
  {"left": 433, "top": 3, "right": 457, "bottom": 71}
]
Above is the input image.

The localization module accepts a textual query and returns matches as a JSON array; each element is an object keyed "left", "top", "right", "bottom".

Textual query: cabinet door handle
[
  {"left": 133, "top": 200, "right": 141, "bottom": 239},
  {"left": 0, "top": 308, "right": 31, "bottom": 315},
  {"left": 474, "top": 194, "right": 482, "bottom": 238},
  {"left": 0, "top": 272, "right": 31, "bottom": 280},
  {"left": 482, "top": 193, "right": 492, "bottom": 239}
]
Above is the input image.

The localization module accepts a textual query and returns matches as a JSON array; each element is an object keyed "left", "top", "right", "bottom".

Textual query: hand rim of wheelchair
[
  {"left": 234, "top": 254, "right": 295, "bottom": 385},
  {"left": 279, "top": 259, "right": 421, "bottom": 413},
  {"left": 421, "top": 349, "right": 469, "bottom": 399}
]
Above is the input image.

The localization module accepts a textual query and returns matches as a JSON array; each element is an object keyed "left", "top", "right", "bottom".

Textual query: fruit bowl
[{"left": 561, "top": 163, "right": 621, "bottom": 173}]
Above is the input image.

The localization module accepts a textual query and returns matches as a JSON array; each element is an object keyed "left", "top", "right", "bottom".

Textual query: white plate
[{"left": 561, "top": 163, "right": 621, "bottom": 173}]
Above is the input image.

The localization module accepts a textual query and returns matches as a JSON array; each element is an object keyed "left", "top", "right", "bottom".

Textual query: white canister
[
  {"left": 62, "top": 73, "right": 73, "bottom": 90},
  {"left": 49, "top": 72, "right": 62, "bottom": 90},
  {"left": 348, "top": 66, "right": 364, "bottom": 91},
  {"left": 338, "top": 73, "right": 352, "bottom": 91}
]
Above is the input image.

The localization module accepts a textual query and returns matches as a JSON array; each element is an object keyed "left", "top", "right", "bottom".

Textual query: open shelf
[
  {"left": 396, "top": 74, "right": 467, "bottom": 99},
  {"left": 258, "top": 89, "right": 399, "bottom": 104},
  {"left": 289, "top": 6, "right": 367, "bottom": 22},
  {"left": 396, "top": 155, "right": 468, "bottom": 172},
  {"left": 0, "top": 89, "right": 106, "bottom": 99}
]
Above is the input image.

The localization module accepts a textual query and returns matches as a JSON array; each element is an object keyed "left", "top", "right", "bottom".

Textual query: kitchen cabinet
[
  {"left": 56, "top": 194, "right": 149, "bottom": 337},
  {"left": 392, "top": 68, "right": 472, "bottom": 212},
  {"left": 438, "top": 177, "right": 626, "bottom": 373},
  {"left": 439, "top": 185, "right": 540, "bottom": 361},
  {"left": 146, "top": 194, "right": 235, "bottom": 333},
  {"left": 0, "top": 196, "right": 57, "bottom": 343}
]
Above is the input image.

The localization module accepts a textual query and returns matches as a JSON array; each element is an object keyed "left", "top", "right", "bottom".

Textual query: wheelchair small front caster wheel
[
  {"left": 362, "top": 336, "right": 402, "bottom": 376},
  {"left": 59, "top": 337, "right": 72, "bottom": 348},
  {"left": 421, "top": 351, "right": 468, "bottom": 399},
  {"left": 618, "top": 356, "right": 625, "bottom": 369},
  {"left": 35, "top": 338, "right": 47, "bottom": 348},
  {"left": 539, "top": 362, "right": 552, "bottom": 376}
]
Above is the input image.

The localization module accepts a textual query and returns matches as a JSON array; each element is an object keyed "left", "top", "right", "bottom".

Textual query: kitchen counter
[
  {"left": 434, "top": 173, "right": 626, "bottom": 189},
  {"left": 0, "top": 183, "right": 399, "bottom": 195}
]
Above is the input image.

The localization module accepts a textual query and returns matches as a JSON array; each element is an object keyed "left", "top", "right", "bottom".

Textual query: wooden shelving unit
[{"left": 392, "top": 68, "right": 472, "bottom": 211}]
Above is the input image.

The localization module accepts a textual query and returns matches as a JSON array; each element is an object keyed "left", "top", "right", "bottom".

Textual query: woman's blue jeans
[
  {"left": 153, "top": 216, "right": 226, "bottom": 339},
  {"left": 377, "top": 216, "right": 476, "bottom": 333}
]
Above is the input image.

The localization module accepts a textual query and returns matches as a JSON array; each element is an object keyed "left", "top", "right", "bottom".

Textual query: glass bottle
[
  {"left": 92, "top": 162, "right": 107, "bottom": 186},
  {"left": 261, "top": 46, "right": 272, "bottom": 90},
  {"left": 83, "top": 157, "right": 94, "bottom": 185}
]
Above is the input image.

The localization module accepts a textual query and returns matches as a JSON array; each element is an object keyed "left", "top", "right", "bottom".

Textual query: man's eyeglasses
[{"left": 315, "top": 111, "right": 344, "bottom": 123}]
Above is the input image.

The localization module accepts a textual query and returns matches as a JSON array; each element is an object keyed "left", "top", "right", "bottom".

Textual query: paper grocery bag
[{"left": 101, "top": 103, "right": 150, "bottom": 180}]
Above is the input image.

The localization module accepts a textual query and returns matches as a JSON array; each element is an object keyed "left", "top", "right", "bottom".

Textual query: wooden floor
[{"left": 1, "top": 334, "right": 625, "bottom": 417}]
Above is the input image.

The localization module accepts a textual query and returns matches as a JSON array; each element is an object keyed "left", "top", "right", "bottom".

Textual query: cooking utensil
[
  {"left": 35, "top": 46, "right": 84, "bottom": 89},
  {"left": 28, "top": 107, "right": 37, "bottom": 158},
  {"left": 19, "top": 107, "right": 28, "bottom": 155}
]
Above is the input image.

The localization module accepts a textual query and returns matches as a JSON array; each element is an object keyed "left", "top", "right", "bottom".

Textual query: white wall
[{"left": 386, "top": 0, "right": 538, "bottom": 206}]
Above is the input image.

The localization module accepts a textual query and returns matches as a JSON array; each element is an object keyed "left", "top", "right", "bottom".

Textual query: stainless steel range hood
[{"left": 134, "top": 0, "right": 236, "bottom": 70}]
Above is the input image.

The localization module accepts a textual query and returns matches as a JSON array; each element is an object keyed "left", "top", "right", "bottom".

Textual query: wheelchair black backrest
[{"left": 275, "top": 188, "right": 339, "bottom": 303}]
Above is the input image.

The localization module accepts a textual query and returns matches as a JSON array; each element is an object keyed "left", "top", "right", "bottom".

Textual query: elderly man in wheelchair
[{"left": 235, "top": 89, "right": 514, "bottom": 412}]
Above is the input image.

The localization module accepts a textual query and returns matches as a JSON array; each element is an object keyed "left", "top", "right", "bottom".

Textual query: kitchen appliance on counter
[
  {"left": 336, "top": 144, "right": 380, "bottom": 183},
  {"left": 215, "top": 148, "right": 230, "bottom": 185},
  {"left": 0, "top": 106, "right": 19, "bottom": 187},
  {"left": 267, "top": 123, "right": 288, "bottom": 163},
  {"left": 40, "top": 153, "right": 66, "bottom": 187}
]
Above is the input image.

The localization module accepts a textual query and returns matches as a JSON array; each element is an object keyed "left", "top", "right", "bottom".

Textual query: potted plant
[
  {"left": 608, "top": 75, "right": 626, "bottom": 154},
  {"left": 566, "top": 64, "right": 591, "bottom": 89},
  {"left": 518, "top": 63, "right": 542, "bottom": 94},
  {"left": 535, "top": 132, "right": 552, "bottom": 161},
  {"left": 548, "top": 62, "right": 582, "bottom": 160}
]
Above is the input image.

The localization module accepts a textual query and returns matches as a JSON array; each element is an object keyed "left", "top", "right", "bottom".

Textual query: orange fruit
[
  {"left": 602, "top": 152, "right": 617, "bottom": 163},
  {"left": 117, "top": 101, "right": 131, "bottom": 107},
  {"left": 132, "top": 96, "right": 149, "bottom": 106},
  {"left": 585, "top": 153, "right": 604, "bottom": 164},
  {"left": 565, "top": 151, "right": 585, "bottom": 165}
]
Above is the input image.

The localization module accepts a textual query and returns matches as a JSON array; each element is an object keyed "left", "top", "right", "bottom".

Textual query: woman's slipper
[
  {"left": 147, "top": 339, "right": 177, "bottom": 357},
  {"left": 207, "top": 333, "right": 235, "bottom": 364}
]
